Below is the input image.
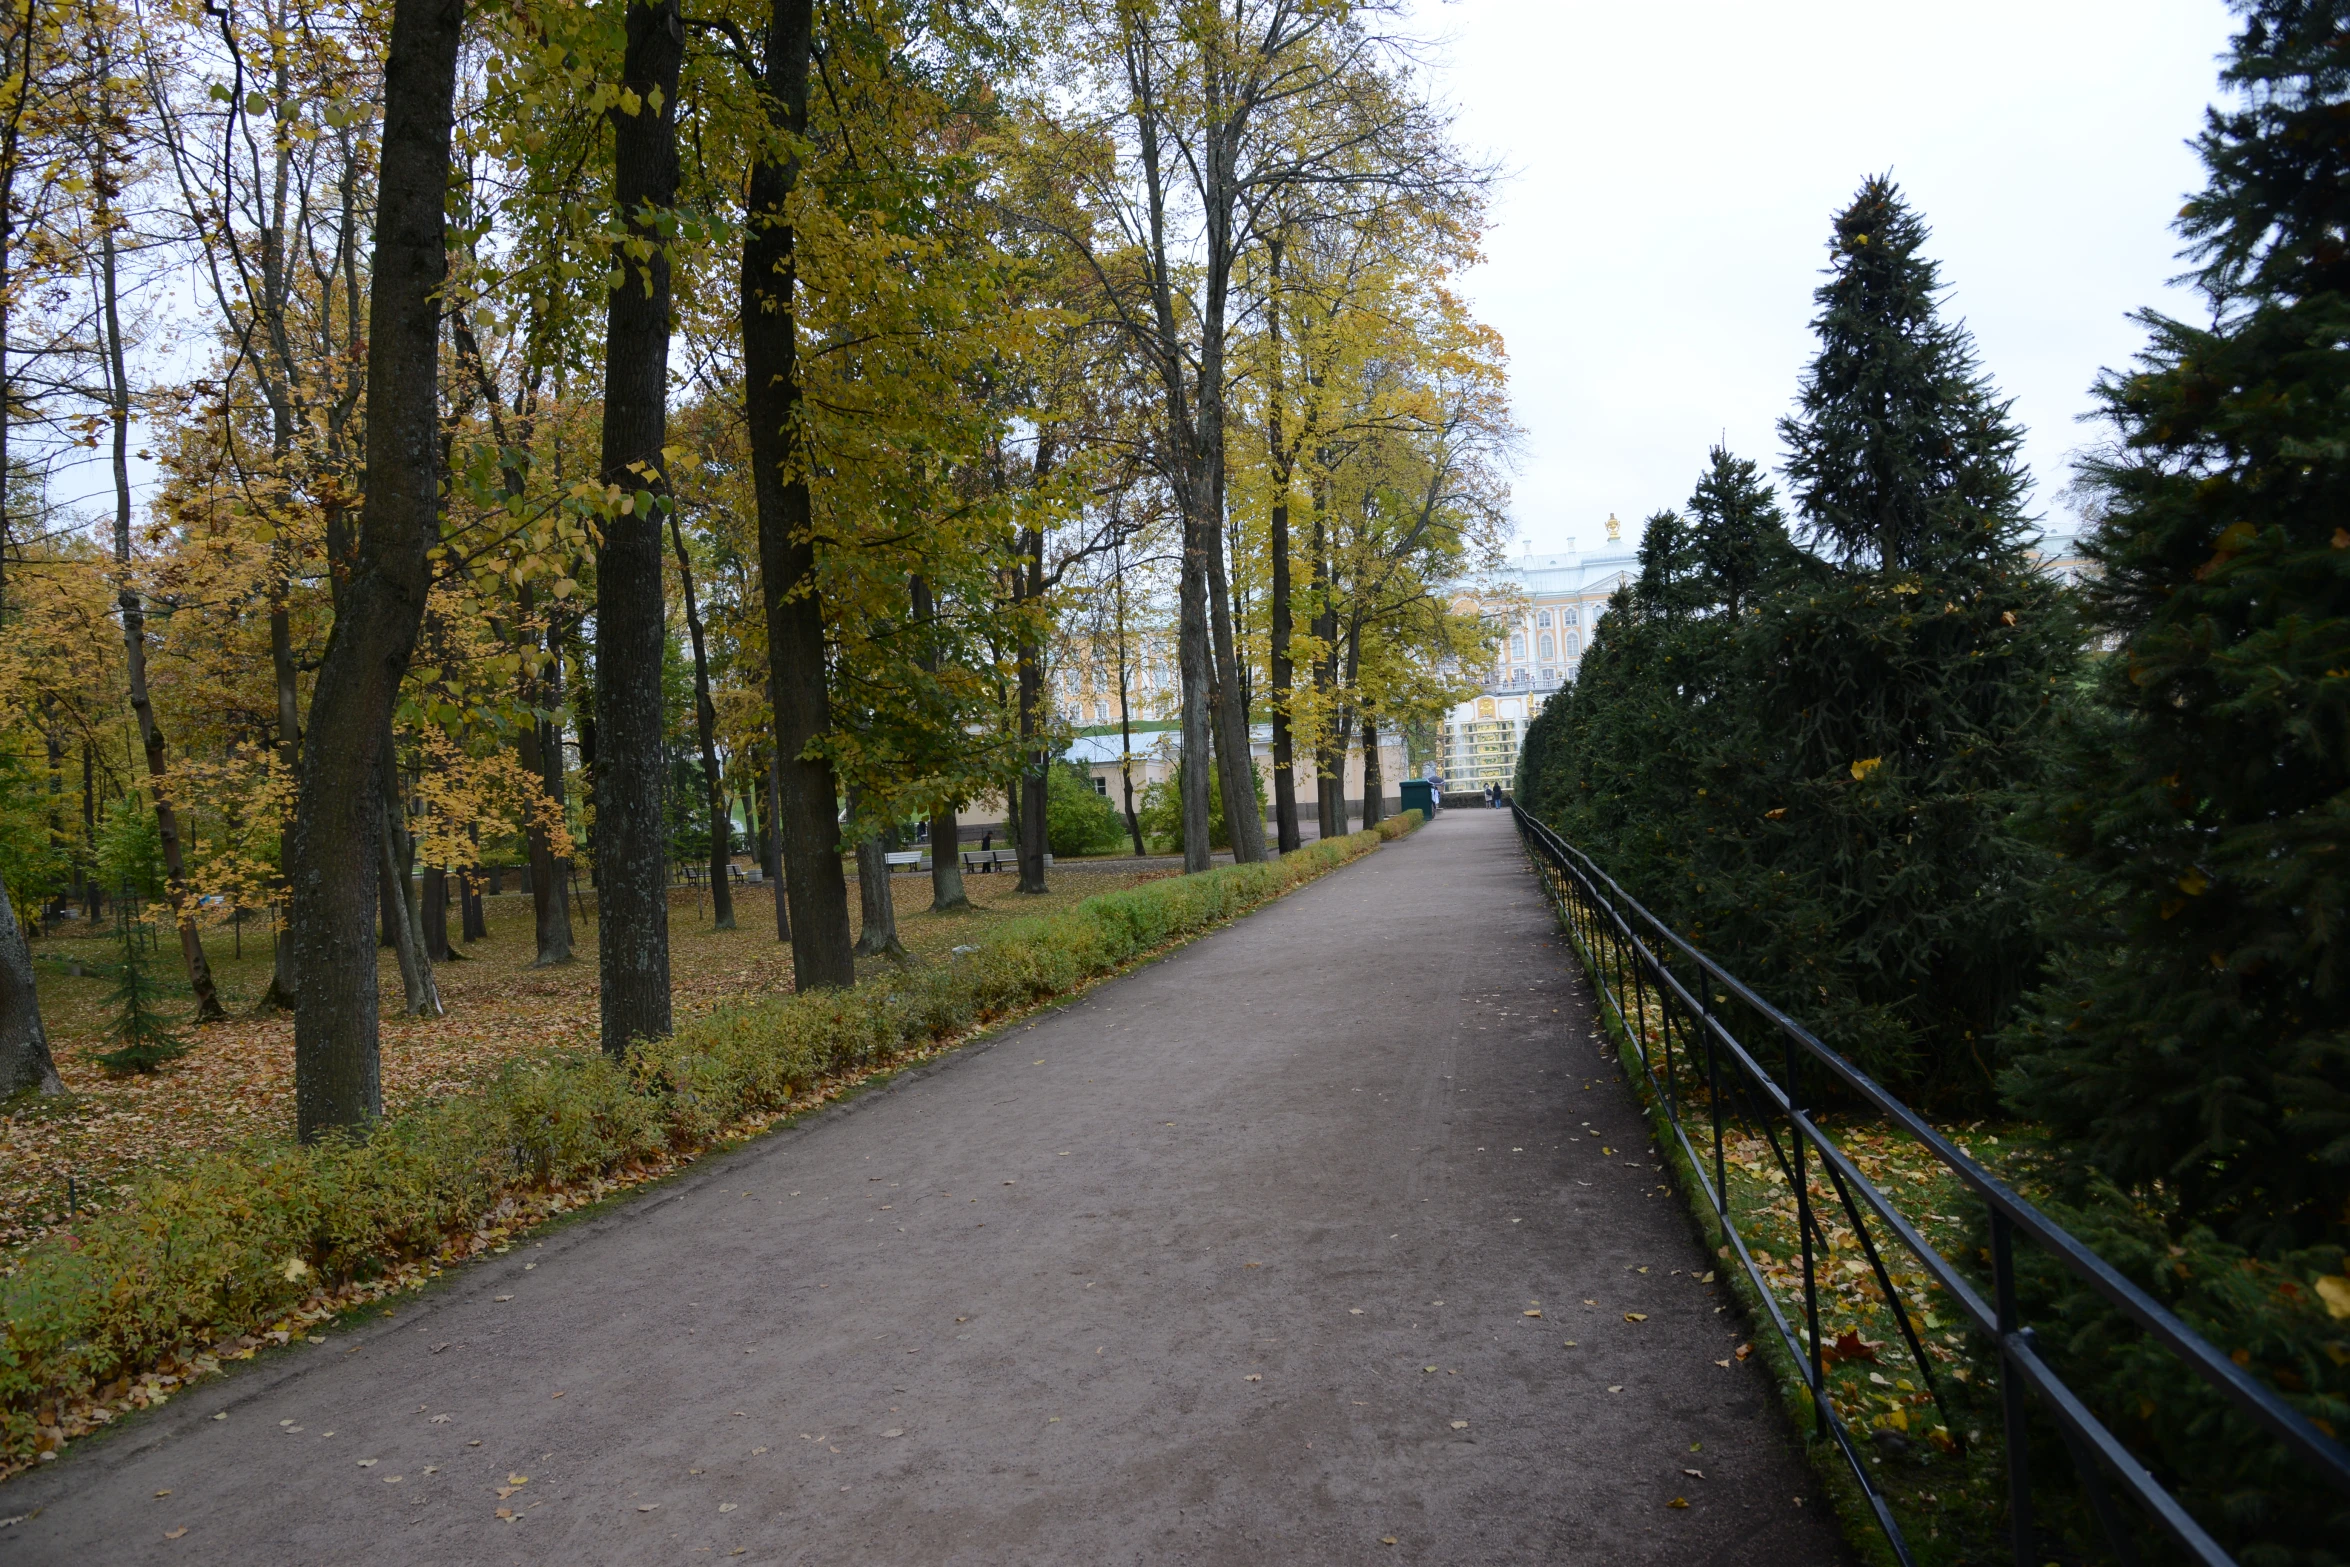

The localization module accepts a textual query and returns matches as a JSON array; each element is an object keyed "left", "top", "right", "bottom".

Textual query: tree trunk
[
  {"left": 422, "top": 863, "right": 452, "bottom": 960},
  {"left": 1265, "top": 241, "right": 1300, "bottom": 855},
  {"left": 291, "top": 0, "right": 462, "bottom": 1142},
  {"left": 765, "top": 751, "right": 792, "bottom": 942},
  {"left": 928, "top": 807, "right": 968, "bottom": 912},
  {"left": 1112, "top": 556, "right": 1146, "bottom": 857},
  {"left": 1196, "top": 71, "right": 1266, "bottom": 868},
  {"left": 593, "top": 0, "right": 684, "bottom": 1057},
  {"left": 517, "top": 588, "right": 575, "bottom": 967},
  {"left": 379, "top": 742, "right": 441, "bottom": 1014},
  {"left": 1360, "top": 712, "right": 1384, "bottom": 829},
  {"left": 851, "top": 806, "right": 904, "bottom": 960},
  {"left": 1015, "top": 521, "right": 1049, "bottom": 895},
  {"left": 745, "top": 0, "right": 852, "bottom": 991},
  {"left": 0, "top": 881, "right": 59, "bottom": 1098},
  {"left": 461, "top": 821, "right": 487, "bottom": 941},
  {"left": 100, "top": 161, "right": 226, "bottom": 1024},
  {"left": 1177, "top": 528, "right": 1214, "bottom": 870},
  {"left": 669, "top": 506, "right": 735, "bottom": 929}
]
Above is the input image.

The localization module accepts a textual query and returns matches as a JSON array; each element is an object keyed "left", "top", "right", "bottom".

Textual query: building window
[
  {"left": 1539, "top": 667, "right": 1556, "bottom": 686},
  {"left": 1512, "top": 668, "right": 1528, "bottom": 687},
  {"left": 1092, "top": 700, "right": 1107, "bottom": 723},
  {"left": 1092, "top": 776, "right": 1107, "bottom": 795},
  {"left": 1566, "top": 631, "right": 1580, "bottom": 657},
  {"left": 1563, "top": 607, "right": 1579, "bottom": 626},
  {"left": 1535, "top": 610, "right": 1551, "bottom": 629},
  {"left": 1510, "top": 632, "right": 1526, "bottom": 660},
  {"left": 1537, "top": 632, "right": 1554, "bottom": 661}
]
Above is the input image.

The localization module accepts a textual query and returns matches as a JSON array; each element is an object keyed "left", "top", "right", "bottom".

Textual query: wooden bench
[
  {"left": 882, "top": 850, "right": 925, "bottom": 872},
  {"left": 958, "top": 849, "right": 1051, "bottom": 873}
]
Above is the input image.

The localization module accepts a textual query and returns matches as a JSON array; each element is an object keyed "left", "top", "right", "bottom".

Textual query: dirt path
[{"left": 6, "top": 809, "right": 1847, "bottom": 1565}]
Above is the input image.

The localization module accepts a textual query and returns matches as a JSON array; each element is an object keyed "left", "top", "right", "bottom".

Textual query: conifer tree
[
  {"left": 1712, "top": 177, "right": 2071, "bottom": 1098},
  {"left": 2005, "top": 2, "right": 2350, "bottom": 1252},
  {"left": 1687, "top": 446, "right": 1794, "bottom": 619},
  {"left": 94, "top": 896, "right": 187, "bottom": 1075}
]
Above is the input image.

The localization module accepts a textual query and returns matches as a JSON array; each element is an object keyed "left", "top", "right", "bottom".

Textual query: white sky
[{"left": 1413, "top": 0, "right": 2238, "bottom": 555}]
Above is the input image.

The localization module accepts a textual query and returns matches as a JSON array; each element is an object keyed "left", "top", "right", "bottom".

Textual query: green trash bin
[{"left": 1399, "top": 778, "right": 1438, "bottom": 818}]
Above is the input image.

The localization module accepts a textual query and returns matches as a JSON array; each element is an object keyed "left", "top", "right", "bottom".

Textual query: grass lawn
[{"left": 3, "top": 864, "right": 1173, "bottom": 1259}]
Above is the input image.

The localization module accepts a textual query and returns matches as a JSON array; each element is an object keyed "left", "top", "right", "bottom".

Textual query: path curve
[{"left": 7, "top": 809, "right": 1848, "bottom": 1565}]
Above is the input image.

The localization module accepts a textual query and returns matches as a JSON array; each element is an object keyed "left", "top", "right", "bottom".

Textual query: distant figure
[
  {"left": 980, "top": 828, "right": 994, "bottom": 871},
  {"left": 1488, "top": 782, "right": 1500, "bottom": 808}
]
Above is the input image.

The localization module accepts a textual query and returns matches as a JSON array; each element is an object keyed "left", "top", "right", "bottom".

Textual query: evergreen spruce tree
[
  {"left": 1706, "top": 177, "right": 2072, "bottom": 1100},
  {"left": 1687, "top": 446, "right": 1796, "bottom": 619},
  {"left": 2006, "top": 3, "right": 2350, "bottom": 1252},
  {"left": 94, "top": 892, "right": 188, "bottom": 1075}
]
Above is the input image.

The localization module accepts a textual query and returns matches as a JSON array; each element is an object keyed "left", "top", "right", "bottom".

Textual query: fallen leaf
[
  {"left": 1667, "top": 1497, "right": 1689, "bottom": 1509},
  {"left": 1381, "top": 1537, "right": 1398, "bottom": 1546},
  {"left": 1522, "top": 1310, "right": 1542, "bottom": 1319},
  {"left": 1349, "top": 1309, "right": 1364, "bottom": 1316},
  {"left": 751, "top": 1447, "right": 768, "bottom": 1455},
  {"left": 551, "top": 1391, "right": 565, "bottom": 1399},
  {"left": 1624, "top": 1313, "right": 1647, "bottom": 1322},
  {"left": 1607, "top": 1385, "right": 1624, "bottom": 1394},
  {"left": 494, "top": 1295, "right": 514, "bottom": 1303},
  {"left": 385, "top": 1475, "right": 403, "bottom": 1484},
  {"left": 1684, "top": 1468, "right": 1706, "bottom": 1479},
  {"left": 1715, "top": 1359, "right": 1731, "bottom": 1368},
  {"left": 507, "top": 1473, "right": 530, "bottom": 1487},
  {"left": 1244, "top": 1374, "right": 1262, "bottom": 1383},
  {"left": 1734, "top": 1343, "right": 1753, "bottom": 1361},
  {"left": 1422, "top": 1365, "right": 1437, "bottom": 1373},
  {"left": 1449, "top": 1420, "right": 1468, "bottom": 1430},
  {"left": 638, "top": 1504, "right": 660, "bottom": 1512},
  {"left": 357, "top": 1458, "right": 378, "bottom": 1468},
  {"left": 164, "top": 1527, "right": 187, "bottom": 1539},
  {"left": 155, "top": 1489, "right": 171, "bottom": 1498},
  {"left": 495, "top": 1508, "right": 517, "bottom": 1523},
  {"left": 2318, "top": 1275, "right": 2350, "bottom": 1320},
  {"left": 430, "top": 1414, "right": 451, "bottom": 1424},
  {"left": 882, "top": 1428, "right": 903, "bottom": 1438},
  {"left": 1562, "top": 1340, "right": 1578, "bottom": 1348},
  {"left": 720, "top": 1502, "right": 738, "bottom": 1513}
]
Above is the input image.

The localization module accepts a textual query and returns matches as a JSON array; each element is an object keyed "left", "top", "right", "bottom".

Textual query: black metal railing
[{"left": 1511, "top": 803, "right": 2350, "bottom": 1567}]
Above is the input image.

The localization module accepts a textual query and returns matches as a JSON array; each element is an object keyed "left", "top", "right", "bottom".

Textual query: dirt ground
[{"left": 2, "top": 862, "right": 1172, "bottom": 1257}]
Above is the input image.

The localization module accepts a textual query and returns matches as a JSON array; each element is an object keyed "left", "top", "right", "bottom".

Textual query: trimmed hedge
[{"left": 1, "top": 812, "right": 1421, "bottom": 1468}]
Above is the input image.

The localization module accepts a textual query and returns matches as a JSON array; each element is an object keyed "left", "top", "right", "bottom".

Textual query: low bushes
[{"left": 0, "top": 812, "right": 1421, "bottom": 1470}]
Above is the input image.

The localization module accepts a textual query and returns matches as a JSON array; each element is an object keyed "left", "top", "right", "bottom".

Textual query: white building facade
[{"left": 1438, "top": 515, "right": 2095, "bottom": 794}]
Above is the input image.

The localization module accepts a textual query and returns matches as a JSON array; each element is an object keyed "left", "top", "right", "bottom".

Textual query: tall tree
[
  {"left": 289, "top": 0, "right": 464, "bottom": 1142},
  {"left": 593, "top": 0, "right": 684, "bottom": 1055},
  {"left": 2006, "top": 2, "right": 2350, "bottom": 1253},
  {"left": 743, "top": 0, "right": 852, "bottom": 989},
  {"left": 92, "top": 71, "right": 227, "bottom": 1023}
]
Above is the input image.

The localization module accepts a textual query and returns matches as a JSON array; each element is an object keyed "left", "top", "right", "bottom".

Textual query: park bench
[
  {"left": 958, "top": 849, "right": 1050, "bottom": 873},
  {"left": 882, "top": 850, "right": 925, "bottom": 872}
]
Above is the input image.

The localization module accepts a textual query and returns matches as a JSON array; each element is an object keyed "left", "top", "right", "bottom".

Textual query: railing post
[
  {"left": 1789, "top": 1037, "right": 1825, "bottom": 1439},
  {"left": 1702, "top": 968, "right": 1726, "bottom": 1218},
  {"left": 1992, "top": 1209, "right": 2036, "bottom": 1567}
]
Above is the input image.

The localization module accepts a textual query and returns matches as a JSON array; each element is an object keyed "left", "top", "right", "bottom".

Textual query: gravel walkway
[{"left": 6, "top": 808, "right": 1847, "bottom": 1565}]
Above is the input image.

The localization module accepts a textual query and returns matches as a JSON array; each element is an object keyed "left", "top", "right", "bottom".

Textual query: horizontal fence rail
[{"left": 1511, "top": 803, "right": 2350, "bottom": 1567}]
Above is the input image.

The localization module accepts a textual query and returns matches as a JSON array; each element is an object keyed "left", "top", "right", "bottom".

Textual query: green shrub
[
  {"left": 0, "top": 816, "right": 1419, "bottom": 1466},
  {"left": 1044, "top": 762, "right": 1127, "bottom": 857},
  {"left": 1136, "top": 760, "right": 1267, "bottom": 854}
]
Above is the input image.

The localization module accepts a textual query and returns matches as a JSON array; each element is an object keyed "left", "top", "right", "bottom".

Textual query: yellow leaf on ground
[{"left": 2317, "top": 1275, "right": 2350, "bottom": 1320}]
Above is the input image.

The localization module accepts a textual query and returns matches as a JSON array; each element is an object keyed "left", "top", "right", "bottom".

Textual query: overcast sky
[{"left": 1411, "top": 0, "right": 2239, "bottom": 557}]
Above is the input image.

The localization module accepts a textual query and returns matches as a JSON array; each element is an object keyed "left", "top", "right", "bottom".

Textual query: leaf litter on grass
[{"left": 3, "top": 872, "right": 1169, "bottom": 1262}]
